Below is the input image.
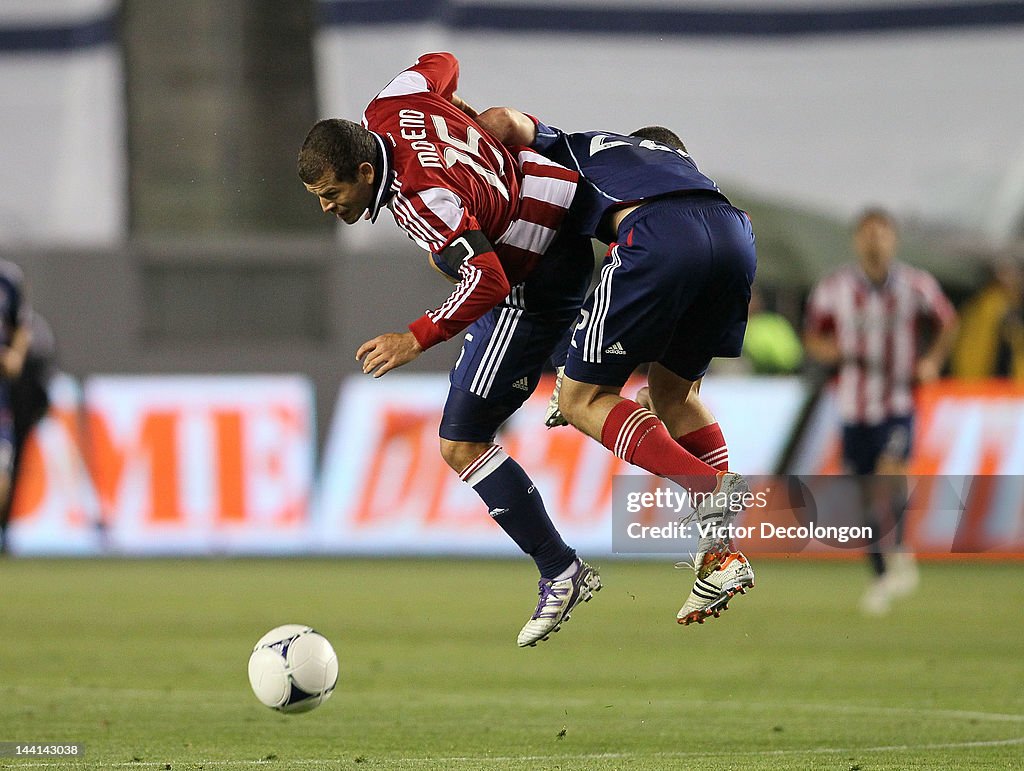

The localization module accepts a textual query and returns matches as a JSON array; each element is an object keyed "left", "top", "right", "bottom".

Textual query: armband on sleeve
[
  {"left": 411, "top": 232, "right": 510, "bottom": 350},
  {"left": 429, "top": 230, "right": 494, "bottom": 281}
]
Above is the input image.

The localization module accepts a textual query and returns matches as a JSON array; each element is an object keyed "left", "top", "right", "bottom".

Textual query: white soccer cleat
[
  {"left": 883, "top": 551, "right": 919, "bottom": 598},
  {"left": 689, "top": 471, "right": 750, "bottom": 570},
  {"left": 860, "top": 577, "right": 892, "bottom": 616},
  {"left": 677, "top": 549, "right": 754, "bottom": 626},
  {"left": 544, "top": 366, "right": 568, "bottom": 428},
  {"left": 861, "top": 552, "right": 918, "bottom": 615},
  {"left": 517, "top": 559, "right": 602, "bottom": 647}
]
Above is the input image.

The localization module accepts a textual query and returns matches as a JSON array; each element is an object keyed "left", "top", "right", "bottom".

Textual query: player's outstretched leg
[
  {"left": 517, "top": 558, "right": 602, "bottom": 647},
  {"left": 446, "top": 440, "right": 602, "bottom": 647}
]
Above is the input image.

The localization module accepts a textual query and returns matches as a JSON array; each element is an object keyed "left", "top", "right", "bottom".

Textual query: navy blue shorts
[
  {"left": 564, "top": 195, "right": 756, "bottom": 387},
  {"left": 842, "top": 416, "right": 914, "bottom": 475},
  {"left": 440, "top": 231, "right": 593, "bottom": 443}
]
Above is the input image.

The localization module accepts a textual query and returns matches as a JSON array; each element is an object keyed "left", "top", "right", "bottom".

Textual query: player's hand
[
  {"left": 915, "top": 356, "right": 941, "bottom": 385},
  {"left": 0, "top": 346, "right": 24, "bottom": 379},
  {"left": 356, "top": 332, "right": 423, "bottom": 378}
]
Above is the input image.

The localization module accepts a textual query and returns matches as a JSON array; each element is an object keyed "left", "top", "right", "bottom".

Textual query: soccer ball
[{"left": 247, "top": 625, "right": 338, "bottom": 713}]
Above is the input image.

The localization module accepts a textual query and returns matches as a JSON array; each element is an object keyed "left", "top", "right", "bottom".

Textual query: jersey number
[
  {"left": 431, "top": 116, "right": 510, "bottom": 201},
  {"left": 589, "top": 134, "right": 688, "bottom": 159},
  {"left": 455, "top": 332, "right": 474, "bottom": 371},
  {"left": 569, "top": 309, "right": 591, "bottom": 349}
]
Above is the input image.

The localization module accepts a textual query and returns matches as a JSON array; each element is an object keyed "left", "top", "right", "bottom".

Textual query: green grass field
[{"left": 1, "top": 557, "right": 1022, "bottom": 770}]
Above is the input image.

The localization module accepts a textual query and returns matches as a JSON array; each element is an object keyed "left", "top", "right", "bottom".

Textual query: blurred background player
[
  {"left": 0, "top": 310, "right": 56, "bottom": 555},
  {"left": 297, "top": 53, "right": 600, "bottom": 647},
  {"left": 803, "top": 207, "right": 958, "bottom": 614},
  {"left": 476, "top": 110, "right": 757, "bottom": 626},
  {"left": 0, "top": 258, "right": 34, "bottom": 555}
]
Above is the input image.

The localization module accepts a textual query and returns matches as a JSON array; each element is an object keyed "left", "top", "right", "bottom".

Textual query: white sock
[{"left": 553, "top": 560, "right": 579, "bottom": 581}]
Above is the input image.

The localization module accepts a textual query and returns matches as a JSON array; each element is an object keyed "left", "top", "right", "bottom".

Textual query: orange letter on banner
[
  {"left": 355, "top": 408, "right": 444, "bottom": 526},
  {"left": 10, "top": 433, "right": 45, "bottom": 520},
  {"left": 214, "top": 409, "right": 246, "bottom": 524},
  {"left": 12, "top": 401, "right": 93, "bottom": 526},
  {"left": 271, "top": 403, "right": 307, "bottom": 526},
  {"left": 88, "top": 409, "right": 181, "bottom": 525}
]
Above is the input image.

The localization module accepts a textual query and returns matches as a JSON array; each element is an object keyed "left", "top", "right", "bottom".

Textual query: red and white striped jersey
[
  {"left": 361, "top": 52, "right": 579, "bottom": 349},
  {"left": 805, "top": 262, "right": 956, "bottom": 424}
]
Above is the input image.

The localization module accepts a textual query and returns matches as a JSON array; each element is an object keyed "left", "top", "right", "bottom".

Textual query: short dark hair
[
  {"left": 629, "top": 125, "right": 687, "bottom": 152},
  {"left": 297, "top": 119, "right": 377, "bottom": 184},
  {"left": 855, "top": 206, "right": 897, "bottom": 231}
]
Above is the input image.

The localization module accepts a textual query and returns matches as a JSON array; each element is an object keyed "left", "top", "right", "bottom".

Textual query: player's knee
[
  {"left": 439, "top": 438, "right": 491, "bottom": 474},
  {"left": 438, "top": 438, "right": 468, "bottom": 471},
  {"left": 557, "top": 379, "right": 597, "bottom": 428}
]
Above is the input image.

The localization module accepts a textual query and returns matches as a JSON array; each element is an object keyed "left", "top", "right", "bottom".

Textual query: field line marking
[{"left": 4, "top": 686, "right": 1024, "bottom": 726}]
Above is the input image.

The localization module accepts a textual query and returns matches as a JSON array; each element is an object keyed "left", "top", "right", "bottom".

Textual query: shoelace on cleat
[
  {"left": 530, "top": 579, "right": 569, "bottom": 620},
  {"left": 674, "top": 555, "right": 699, "bottom": 572},
  {"left": 677, "top": 505, "right": 699, "bottom": 531},
  {"left": 675, "top": 547, "right": 730, "bottom": 578}
]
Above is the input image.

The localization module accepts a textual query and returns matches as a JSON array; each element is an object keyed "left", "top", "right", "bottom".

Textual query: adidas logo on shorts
[
  {"left": 604, "top": 342, "right": 627, "bottom": 355},
  {"left": 512, "top": 377, "right": 530, "bottom": 391}
]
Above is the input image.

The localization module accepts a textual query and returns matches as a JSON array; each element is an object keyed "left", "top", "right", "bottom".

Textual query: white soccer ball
[{"left": 247, "top": 624, "right": 339, "bottom": 713}]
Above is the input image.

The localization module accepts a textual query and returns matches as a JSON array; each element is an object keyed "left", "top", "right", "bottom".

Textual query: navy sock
[
  {"left": 461, "top": 446, "right": 576, "bottom": 579},
  {"left": 889, "top": 480, "right": 910, "bottom": 547},
  {"left": 863, "top": 511, "right": 886, "bottom": 576},
  {"left": 867, "top": 547, "right": 886, "bottom": 577}
]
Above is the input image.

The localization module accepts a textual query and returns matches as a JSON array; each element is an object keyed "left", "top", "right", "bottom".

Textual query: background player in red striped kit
[
  {"left": 804, "top": 207, "right": 958, "bottom": 614},
  {"left": 297, "top": 53, "right": 600, "bottom": 647}
]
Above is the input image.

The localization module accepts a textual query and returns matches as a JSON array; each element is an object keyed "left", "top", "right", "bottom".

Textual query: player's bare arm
[
  {"left": 450, "top": 93, "right": 479, "bottom": 120},
  {"left": 356, "top": 332, "right": 424, "bottom": 378},
  {"left": 476, "top": 107, "right": 538, "bottom": 147}
]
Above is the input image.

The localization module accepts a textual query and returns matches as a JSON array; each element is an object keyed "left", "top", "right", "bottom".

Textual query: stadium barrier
[
  {"left": 7, "top": 375, "right": 1024, "bottom": 557},
  {"left": 9, "top": 374, "right": 315, "bottom": 555},
  {"left": 311, "top": 374, "right": 804, "bottom": 556}
]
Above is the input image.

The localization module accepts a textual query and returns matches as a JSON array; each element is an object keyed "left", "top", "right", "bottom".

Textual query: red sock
[
  {"left": 600, "top": 400, "right": 718, "bottom": 490},
  {"left": 677, "top": 423, "right": 729, "bottom": 471}
]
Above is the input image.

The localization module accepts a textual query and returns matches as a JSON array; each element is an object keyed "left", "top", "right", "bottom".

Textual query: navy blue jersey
[{"left": 532, "top": 120, "right": 726, "bottom": 238}]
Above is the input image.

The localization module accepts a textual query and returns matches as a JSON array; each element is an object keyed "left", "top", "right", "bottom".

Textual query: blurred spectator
[
  {"left": 950, "top": 257, "right": 1024, "bottom": 380},
  {"left": 803, "top": 207, "right": 957, "bottom": 615}
]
